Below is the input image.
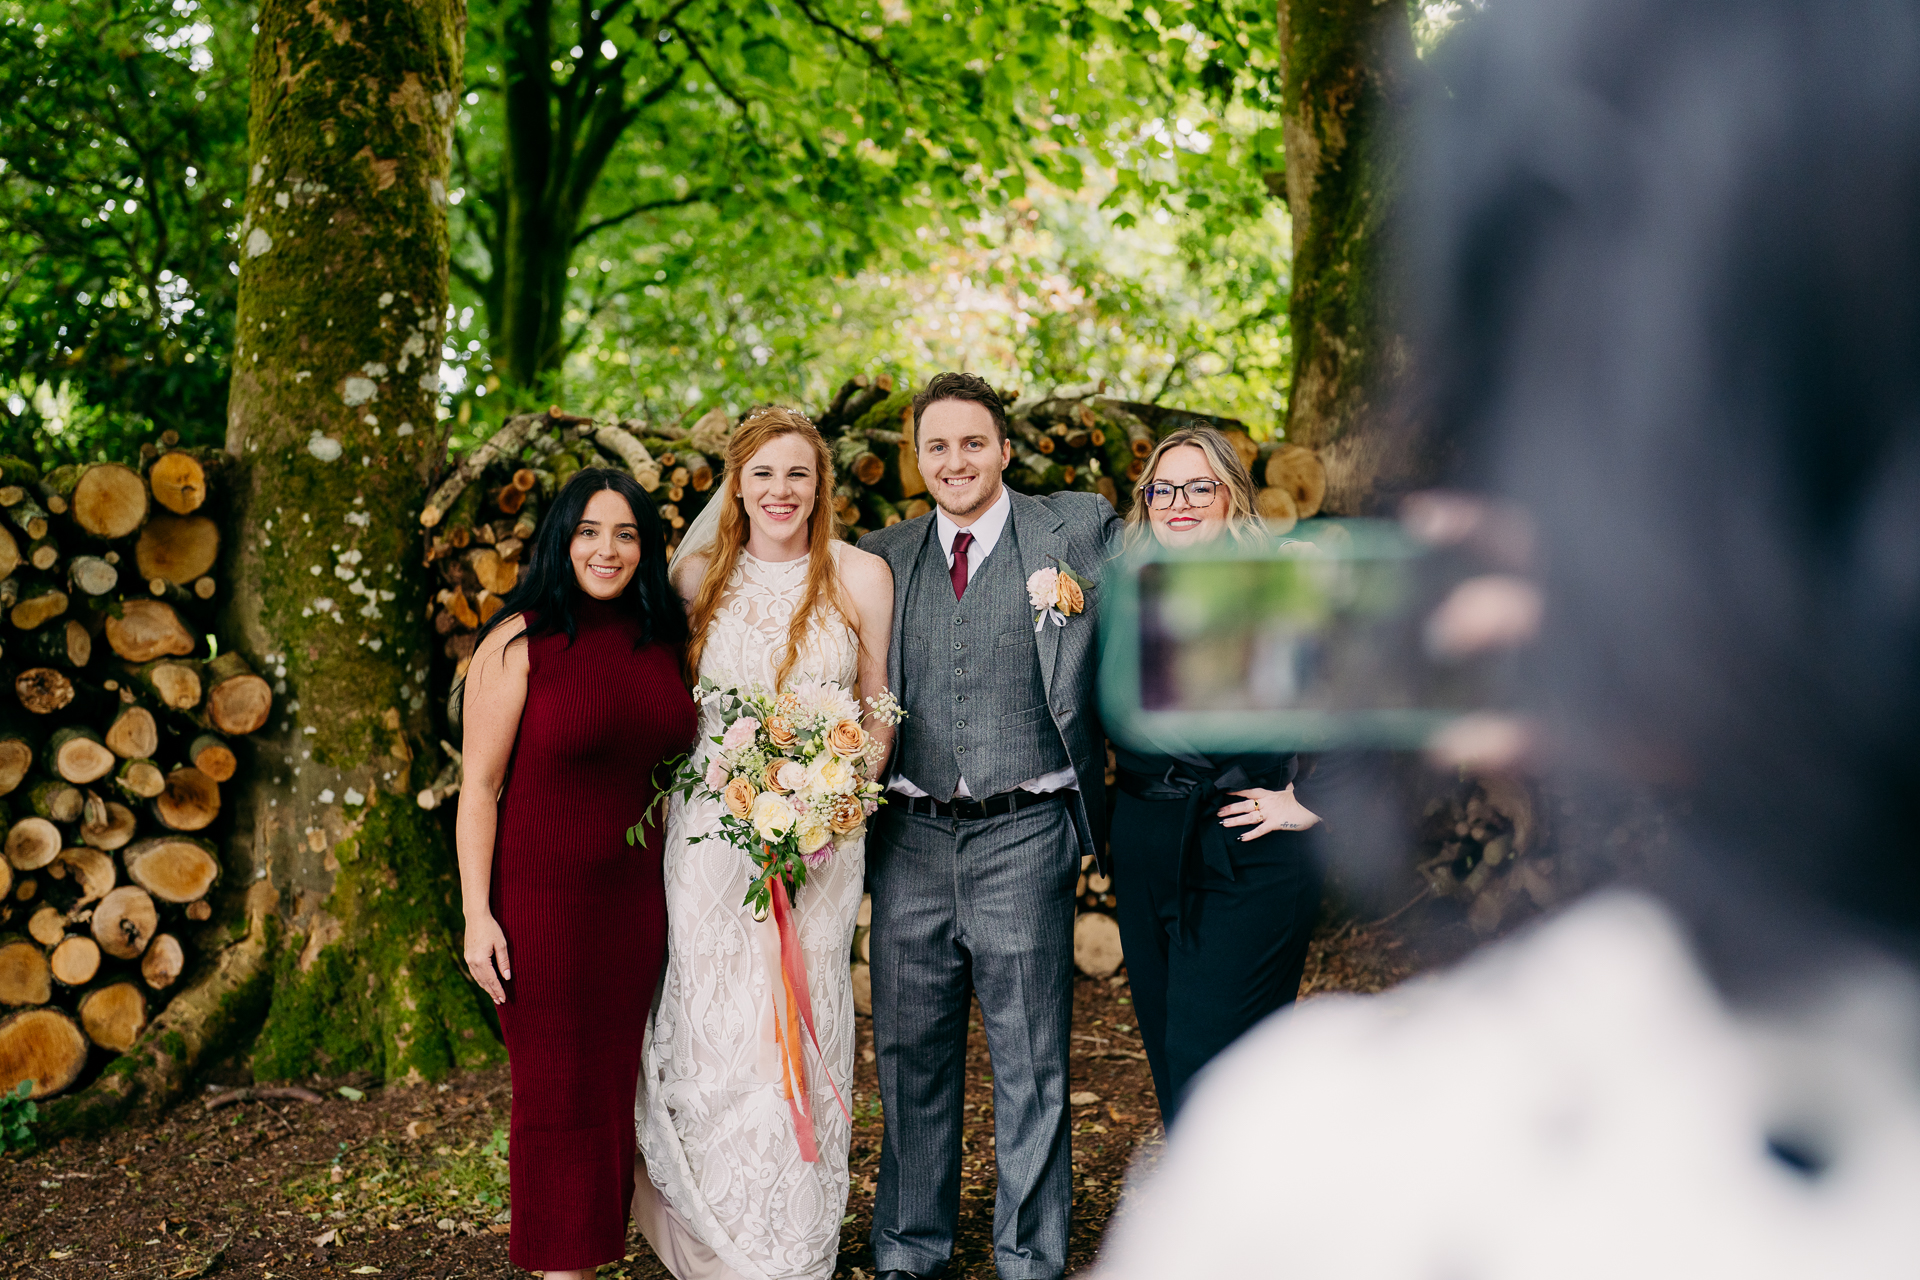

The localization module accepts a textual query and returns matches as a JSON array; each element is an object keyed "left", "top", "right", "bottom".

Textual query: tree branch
[
  {"left": 572, "top": 192, "right": 707, "bottom": 245},
  {"left": 787, "top": 0, "right": 904, "bottom": 90},
  {"left": 668, "top": 24, "right": 759, "bottom": 127}
]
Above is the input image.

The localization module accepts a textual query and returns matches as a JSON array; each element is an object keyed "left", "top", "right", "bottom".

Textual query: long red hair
[{"left": 683, "top": 406, "right": 846, "bottom": 689}]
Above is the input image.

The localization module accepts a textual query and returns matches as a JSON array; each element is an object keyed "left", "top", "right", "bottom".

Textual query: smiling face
[
  {"left": 570, "top": 489, "right": 642, "bottom": 599},
  {"left": 739, "top": 431, "right": 819, "bottom": 551},
  {"left": 1145, "top": 444, "right": 1231, "bottom": 548},
  {"left": 917, "top": 398, "right": 1012, "bottom": 525}
]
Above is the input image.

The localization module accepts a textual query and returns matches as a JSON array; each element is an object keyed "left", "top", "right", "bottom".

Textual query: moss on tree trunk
[
  {"left": 1279, "top": 0, "right": 1417, "bottom": 513},
  {"left": 220, "top": 0, "right": 497, "bottom": 1082}
]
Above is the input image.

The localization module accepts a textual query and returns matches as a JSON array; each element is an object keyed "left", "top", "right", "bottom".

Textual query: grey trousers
[{"left": 867, "top": 797, "right": 1079, "bottom": 1280}]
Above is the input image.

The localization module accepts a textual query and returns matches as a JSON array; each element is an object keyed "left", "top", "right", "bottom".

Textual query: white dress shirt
[{"left": 891, "top": 487, "right": 1080, "bottom": 800}]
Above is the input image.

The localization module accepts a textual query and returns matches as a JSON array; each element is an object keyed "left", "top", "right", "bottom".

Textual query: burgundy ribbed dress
[{"left": 491, "top": 597, "right": 696, "bottom": 1272}]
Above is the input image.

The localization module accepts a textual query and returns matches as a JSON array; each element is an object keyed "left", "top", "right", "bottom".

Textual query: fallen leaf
[
  {"left": 336, "top": 1086, "right": 365, "bottom": 1102},
  {"left": 488, "top": 1224, "right": 510, "bottom": 1235},
  {"left": 351, "top": 1269, "right": 382, "bottom": 1275},
  {"left": 1069, "top": 1091, "right": 1102, "bottom": 1106},
  {"left": 311, "top": 1229, "right": 337, "bottom": 1247},
  {"left": 404, "top": 1119, "right": 435, "bottom": 1140}
]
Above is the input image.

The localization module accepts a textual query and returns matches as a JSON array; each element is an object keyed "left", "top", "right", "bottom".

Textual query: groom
[{"left": 860, "top": 372, "right": 1120, "bottom": 1280}]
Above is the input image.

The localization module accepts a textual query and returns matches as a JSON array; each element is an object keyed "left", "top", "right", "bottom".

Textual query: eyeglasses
[{"left": 1139, "top": 479, "right": 1220, "bottom": 510}]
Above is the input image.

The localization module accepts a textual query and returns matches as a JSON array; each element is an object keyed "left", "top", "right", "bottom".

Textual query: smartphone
[{"left": 1099, "top": 520, "right": 1505, "bottom": 753}]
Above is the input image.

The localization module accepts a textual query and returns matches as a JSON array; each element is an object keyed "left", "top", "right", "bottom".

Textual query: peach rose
[
  {"left": 827, "top": 718, "right": 867, "bottom": 756},
  {"left": 760, "top": 761, "right": 789, "bottom": 794},
  {"left": 1056, "top": 573, "right": 1086, "bottom": 616},
  {"left": 723, "top": 775, "right": 757, "bottom": 820},
  {"left": 765, "top": 715, "right": 798, "bottom": 748},
  {"left": 826, "top": 793, "right": 865, "bottom": 835}
]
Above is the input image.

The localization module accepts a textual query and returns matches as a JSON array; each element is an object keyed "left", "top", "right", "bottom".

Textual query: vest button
[
  {"left": 954, "top": 616, "right": 965, "bottom": 625},
  {"left": 952, "top": 641, "right": 963, "bottom": 650},
  {"left": 954, "top": 667, "right": 963, "bottom": 676},
  {"left": 957, "top": 720, "right": 967, "bottom": 729}
]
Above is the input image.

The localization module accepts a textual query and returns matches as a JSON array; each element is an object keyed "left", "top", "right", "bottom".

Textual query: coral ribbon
[{"left": 768, "top": 874, "right": 852, "bottom": 1163}]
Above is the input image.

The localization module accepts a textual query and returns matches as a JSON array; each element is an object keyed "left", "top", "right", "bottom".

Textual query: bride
[{"left": 635, "top": 406, "right": 895, "bottom": 1280}]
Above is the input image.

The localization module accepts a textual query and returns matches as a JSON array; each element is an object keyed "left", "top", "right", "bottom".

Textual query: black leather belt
[{"left": 900, "top": 789, "right": 1068, "bottom": 821}]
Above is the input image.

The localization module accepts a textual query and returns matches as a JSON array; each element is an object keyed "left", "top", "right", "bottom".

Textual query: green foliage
[
  {"left": 0, "top": 0, "right": 250, "bottom": 467},
  {"left": 0, "top": 1079, "right": 40, "bottom": 1153},
  {"left": 447, "top": 0, "right": 1287, "bottom": 413}
]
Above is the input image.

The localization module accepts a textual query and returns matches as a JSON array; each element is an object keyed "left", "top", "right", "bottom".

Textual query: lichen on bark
[
  {"left": 218, "top": 0, "right": 497, "bottom": 1081},
  {"left": 1278, "top": 0, "right": 1417, "bottom": 513}
]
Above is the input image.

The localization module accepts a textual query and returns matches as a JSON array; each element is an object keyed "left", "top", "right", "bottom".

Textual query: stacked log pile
[{"left": 0, "top": 443, "right": 270, "bottom": 1100}]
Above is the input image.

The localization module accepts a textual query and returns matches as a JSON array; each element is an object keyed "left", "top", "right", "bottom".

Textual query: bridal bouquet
[
  {"left": 630, "top": 676, "right": 903, "bottom": 1163},
  {"left": 639, "top": 676, "right": 904, "bottom": 918}
]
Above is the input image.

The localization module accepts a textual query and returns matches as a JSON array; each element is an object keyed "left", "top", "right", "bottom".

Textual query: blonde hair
[
  {"left": 1124, "top": 425, "right": 1267, "bottom": 547},
  {"left": 683, "top": 406, "right": 846, "bottom": 688}
]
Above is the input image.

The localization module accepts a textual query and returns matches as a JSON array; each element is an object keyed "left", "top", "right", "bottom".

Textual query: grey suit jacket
[{"left": 861, "top": 487, "right": 1122, "bottom": 866}]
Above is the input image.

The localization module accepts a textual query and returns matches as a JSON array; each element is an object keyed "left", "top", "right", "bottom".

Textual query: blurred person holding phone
[
  {"left": 1106, "top": 425, "right": 1326, "bottom": 1125},
  {"left": 1100, "top": 0, "right": 1920, "bottom": 1274}
]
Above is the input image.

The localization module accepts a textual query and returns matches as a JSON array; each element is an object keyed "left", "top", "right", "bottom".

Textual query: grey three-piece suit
[{"left": 860, "top": 487, "right": 1121, "bottom": 1280}]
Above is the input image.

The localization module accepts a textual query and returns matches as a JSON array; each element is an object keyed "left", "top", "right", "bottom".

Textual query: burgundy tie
[{"left": 950, "top": 529, "right": 974, "bottom": 600}]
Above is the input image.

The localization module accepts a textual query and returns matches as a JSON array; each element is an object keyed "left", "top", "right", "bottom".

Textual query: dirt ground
[{"left": 0, "top": 915, "right": 1418, "bottom": 1280}]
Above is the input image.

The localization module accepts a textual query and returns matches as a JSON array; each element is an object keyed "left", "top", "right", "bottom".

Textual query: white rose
[
  {"left": 809, "top": 754, "right": 855, "bottom": 795},
  {"left": 795, "top": 815, "right": 832, "bottom": 856},
  {"left": 750, "top": 791, "right": 797, "bottom": 841}
]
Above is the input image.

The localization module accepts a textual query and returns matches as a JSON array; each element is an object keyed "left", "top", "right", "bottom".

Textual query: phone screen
[{"left": 1100, "top": 520, "right": 1498, "bottom": 752}]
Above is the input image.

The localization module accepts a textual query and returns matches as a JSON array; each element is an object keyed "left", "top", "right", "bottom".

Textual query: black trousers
[{"left": 1110, "top": 790, "right": 1324, "bottom": 1125}]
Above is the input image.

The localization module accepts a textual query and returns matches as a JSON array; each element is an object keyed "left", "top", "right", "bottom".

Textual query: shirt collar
[{"left": 935, "top": 484, "right": 1012, "bottom": 562}]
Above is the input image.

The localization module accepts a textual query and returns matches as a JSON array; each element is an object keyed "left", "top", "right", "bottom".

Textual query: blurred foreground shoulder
[
  {"left": 857, "top": 514, "right": 929, "bottom": 563},
  {"left": 1099, "top": 892, "right": 1920, "bottom": 1279}
]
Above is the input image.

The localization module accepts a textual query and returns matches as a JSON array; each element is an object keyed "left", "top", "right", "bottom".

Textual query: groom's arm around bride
[{"left": 857, "top": 372, "right": 1120, "bottom": 1280}]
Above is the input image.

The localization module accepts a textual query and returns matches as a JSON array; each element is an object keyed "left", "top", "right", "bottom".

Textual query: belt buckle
[{"left": 953, "top": 796, "right": 987, "bottom": 820}]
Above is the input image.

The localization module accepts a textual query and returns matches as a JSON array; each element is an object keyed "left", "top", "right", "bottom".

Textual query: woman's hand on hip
[
  {"left": 1217, "top": 785, "right": 1322, "bottom": 841},
  {"left": 464, "top": 914, "right": 512, "bottom": 1004}
]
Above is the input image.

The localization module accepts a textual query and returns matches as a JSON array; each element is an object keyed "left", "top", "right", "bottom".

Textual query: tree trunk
[
  {"left": 1277, "top": 0, "right": 1418, "bottom": 514},
  {"left": 46, "top": 0, "right": 495, "bottom": 1134}
]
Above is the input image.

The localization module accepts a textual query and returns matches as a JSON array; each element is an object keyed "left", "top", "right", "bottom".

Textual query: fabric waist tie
[{"left": 1116, "top": 761, "right": 1281, "bottom": 938}]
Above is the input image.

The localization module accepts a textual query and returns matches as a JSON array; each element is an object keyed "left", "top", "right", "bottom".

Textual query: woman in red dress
[{"left": 456, "top": 467, "right": 696, "bottom": 1277}]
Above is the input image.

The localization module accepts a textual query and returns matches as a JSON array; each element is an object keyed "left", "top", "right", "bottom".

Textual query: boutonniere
[{"left": 1026, "top": 558, "right": 1092, "bottom": 632}]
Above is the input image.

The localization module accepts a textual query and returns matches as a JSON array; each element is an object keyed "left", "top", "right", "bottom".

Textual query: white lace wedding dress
[{"left": 637, "top": 546, "right": 866, "bottom": 1280}]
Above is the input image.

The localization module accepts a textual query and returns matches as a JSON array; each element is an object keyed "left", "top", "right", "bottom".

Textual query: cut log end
[
  {"left": 0, "top": 939, "right": 52, "bottom": 1006},
  {"left": 80, "top": 800, "right": 138, "bottom": 852},
  {"left": 72, "top": 463, "right": 151, "bottom": 539},
  {"left": 79, "top": 981, "right": 149, "bottom": 1052},
  {"left": 148, "top": 451, "right": 208, "bottom": 515},
  {"left": 56, "top": 848, "right": 116, "bottom": 905},
  {"left": 141, "top": 934, "right": 186, "bottom": 990},
  {"left": 135, "top": 514, "right": 221, "bottom": 585},
  {"left": 93, "top": 886, "right": 159, "bottom": 960},
  {"left": 155, "top": 767, "right": 221, "bottom": 832},
  {"left": 52, "top": 728, "right": 116, "bottom": 785},
  {"left": 106, "top": 599, "right": 197, "bottom": 664},
  {"left": 6, "top": 817, "right": 62, "bottom": 871},
  {"left": 205, "top": 656, "right": 272, "bottom": 736},
  {"left": 1255, "top": 484, "right": 1300, "bottom": 534},
  {"left": 106, "top": 705, "right": 160, "bottom": 760},
  {"left": 125, "top": 838, "right": 220, "bottom": 904},
  {"left": 50, "top": 936, "right": 102, "bottom": 987},
  {"left": 15, "top": 667, "right": 75, "bottom": 717},
  {"left": 0, "top": 740, "right": 31, "bottom": 795},
  {"left": 27, "top": 905, "right": 67, "bottom": 947},
  {"left": 0, "top": 1008, "right": 90, "bottom": 1098},
  {"left": 1266, "top": 444, "right": 1327, "bottom": 520},
  {"left": 1072, "top": 911, "right": 1125, "bottom": 978},
  {"left": 117, "top": 759, "right": 167, "bottom": 801},
  {"left": 190, "top": 734, "right": 238, "bottom": 782}
]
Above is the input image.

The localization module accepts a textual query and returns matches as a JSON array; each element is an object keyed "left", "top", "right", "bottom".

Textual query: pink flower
[
  {"left": 705, "top": 758, "right": 731, "bottom": 790},
  {"left": 862, "top": 797, "right": 880, "bottom": 816},
  {"left": 774, "top": 760, "right": 809, "bottom": 793},
  {"left": 802, "top": 844, "right": 835, "bottom": 870},
  {"left": 722, "top": 717, "right": 761, "bottom": 751}
]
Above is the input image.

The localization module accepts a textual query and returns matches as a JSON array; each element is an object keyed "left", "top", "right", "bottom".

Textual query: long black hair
[{"left": 471, "top": 467, "right": 687, "bottom": 655}]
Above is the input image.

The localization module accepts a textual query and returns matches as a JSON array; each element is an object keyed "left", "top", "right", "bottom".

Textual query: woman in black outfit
[{"left": 1108, "top": 425, "right": 1326, "bottom": 1125}]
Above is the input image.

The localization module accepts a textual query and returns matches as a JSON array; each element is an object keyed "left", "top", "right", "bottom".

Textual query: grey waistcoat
[{"left": 895, "top": 518, "right": 1071, "bottom": 801}]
